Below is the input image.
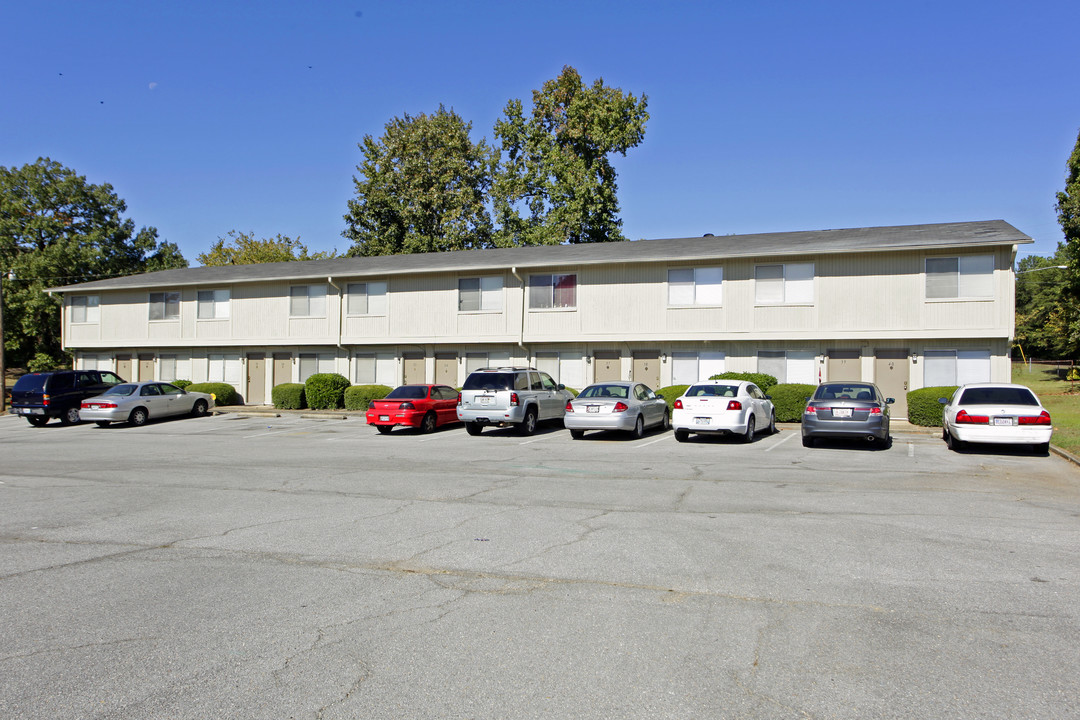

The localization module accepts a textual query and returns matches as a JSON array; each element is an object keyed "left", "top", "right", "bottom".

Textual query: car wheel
[
  {"left": 421, "top": 412, "right": 437, "bottom": 434},
  {"left": 743, "top": 415, "right": 756, "bottom": 443},
  {"left": 129, "top": 407, "right": 149, "bottom": 427},
  {"left": 570, "top": 429, "right": 585, "bottom": 440},
  {"left": 60, "top": 407, "right": 81, "bottom": 425},
  {"left": 662, "top": 409, "right": 671, "bottom": 431},
  {"left": 465, "top": 422, "right": 483, "bottom": 436},
  {"left": 376, "top": 425, "right": 393, "bottom": 435},
  {"left": 1035, "top": 442, "right": 1051, "bottom": 456},
  {"left": 95, "top": 421, "right": 111, "bottom": 428},
  {"left": 945, "top": 429, "right": 963, "bottom": 452},
  {"left": 518, "top": 407, "right": 538, "bottom": 436},
  {"left": 191, "top": 399, "right": 209, "bottom": 417},
  {"left": 632, "top": 415, "right": 645, "bottom": 439},
  {"left": 674, "top": 429, "right": 689, "bottom": 442},
  {"left": 802, "top": 434, "right": 814, "bottom": 448},
  {"left": 26, "top": 416, "right": 48, "bottom": 427},
  {"left": 768, "top": 410, "right": 777, "bottom": 435}
]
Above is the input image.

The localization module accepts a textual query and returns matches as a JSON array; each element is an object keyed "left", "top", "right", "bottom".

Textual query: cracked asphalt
[{"left": 1, "top": 412, "right": 1077, "bottom": 719}]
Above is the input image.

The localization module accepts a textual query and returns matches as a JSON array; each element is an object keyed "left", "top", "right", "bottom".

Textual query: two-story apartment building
[{"left": 49, "top": 220, "right": 1031, "bottom": 417}]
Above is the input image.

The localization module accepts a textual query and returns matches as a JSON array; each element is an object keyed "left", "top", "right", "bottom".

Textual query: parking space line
[
  {"left": 633, "top": 434, "right": 670, "bottom": 448},
  {"left": 908, "top": 442, "right": 915, "bottom": 457},
  {"left": 519, "top": 434, "right": 558, "bottom": 445},
  {"left": 765, "top": 432, "right": 796, "bottom": 452}
]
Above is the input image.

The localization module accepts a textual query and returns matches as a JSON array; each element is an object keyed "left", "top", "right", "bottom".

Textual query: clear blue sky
[{"left": 4, "top": 1, "right": 1078, "bottom": 264}]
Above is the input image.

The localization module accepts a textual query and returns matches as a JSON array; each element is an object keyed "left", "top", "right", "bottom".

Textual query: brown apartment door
[
  {"left": 116, "top": 354, "right": 132, "bottom": 382},
  {"left": 632, "top": 350, "right": 661, "bottom": 390},
  {"left": 593, "top": 351, "right": 621, "bottom": 382},
  {"left": 403, "top": 353, "right": 425, "bottom": 385},
  {"left": 272, "top": 353, "right": 292, "bottom": 389},
  {"left": 247, "top": 354, "right": 266, "bottom": 405},
  {"left": 827, "top": 350, "right": 861, "bottom": 382},
  {"left": 434, "top": 353, "right": 457, "bottom": 387},
  {"left": 875, "top": 348, "right": 910, "bottom": 419},
  {"left": 138, "top": 355, "right": 155, "bottom": 381}
]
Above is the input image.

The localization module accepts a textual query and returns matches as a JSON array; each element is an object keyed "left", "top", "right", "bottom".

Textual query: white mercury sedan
[
  {"left": 939, "top": 383, "right": 1052, "bottom": 454},
  {"left": 672, "top": 380, "right": 775, "bottom": 443},
  {"left": 80, "top": 381, "right": 215, "bottom": 428}
]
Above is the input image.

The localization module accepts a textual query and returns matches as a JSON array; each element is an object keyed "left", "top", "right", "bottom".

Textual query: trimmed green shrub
[
  {"left": 304, "top": 373, "right": 351, "bottom": 409},
  {"left": 186, "top": 382, "right": 239, "bottom": 406},
  {"left": 769, "top": 383, "right": 817, "bottom": 423},
  {"left": 907, "top": 386, "right": 958, "bottom": 426},
  {"left": 344, "top": 384, "right": 393, "bottom": 411},
  {"left": 708, "top": 372, "right": 779, "bottom": 393},
  {"left": 656, "top": 385, "right": 690, "bottom": 409},
  {"left": 172, "top": 379, "right": 192, "bottom": 389},
  {"left": 563, "top": 387, "right": 579, "bottom": 397},
  {"left": 272, "top": 383, "right": 307, "bottom": 409}
]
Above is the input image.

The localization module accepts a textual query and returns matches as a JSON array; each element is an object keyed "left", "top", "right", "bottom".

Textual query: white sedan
[
  {"left": 672, "top": 380, "right": 775, "bottom": 442},
  {"left": 939, "top": 383, "right": 1052, "bottom": 454}
]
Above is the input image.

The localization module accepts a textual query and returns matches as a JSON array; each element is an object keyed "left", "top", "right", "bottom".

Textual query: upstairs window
[
  {"left": 289, "top": 284, "right": 327, "bottom": 317},
  {"left": 529, "top": 273, "right": 576, "bottom": 309},
  {"left": 149, "top": 291, "right": 180, "bottom": 321},
  {"left": 459, "top": 277, "right": 503, "bottom": 312},
  {"left": 755, "top": 263, "right": 814, "bottom": 304},
  {"left": 347, "top": 281, "right": 387, "bottom": 315},
  {"left": 668, "top": 268, "right": 723, "bottom": 306},
  {"left": 925, "top": 256, "right": 993, "bottom": 299},
  {"left": 71, "top": 295, "right": 100, "bottom": 323},
  {"left": 197, "top": 289, "right": 230, "bottom": 319}
]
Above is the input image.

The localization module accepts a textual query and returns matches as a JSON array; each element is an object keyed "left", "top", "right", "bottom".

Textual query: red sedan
[{"left": 365, "top": 384, "right": 460, "bottom": 434}]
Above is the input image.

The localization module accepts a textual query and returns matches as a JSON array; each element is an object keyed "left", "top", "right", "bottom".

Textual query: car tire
[
  {"left": 95, "top": 421, "right": 110, "bottom": 428},
  {"left": 191, "top": 399, "right": 209, "bottom": 417},
  {"left": 945, "top": 429, "right": 963, "bottom": 452},
  {"left": 26, "top": 416, "right": 48, "bottom": 427},
  {"left": 376, "top": 425, "right": 393, "bottom": 435},
  {"left": 570, "top": 429, "right": 585, "bottom": 440},
  {"left": 129, "top": 407, "right": 149, "bottom": 427},
  {"left": 768, "top": 410, "right": 777, "bottom": 435},
  {"left": 60, "top": 407, "right": 81, "bottom": 425},
  {"left": 662, "top": 409, "right": 671, "bottom": 431},
  {"left": 674, "top": 428, "right": 689, "bottom": 442},
  {"left": 1035, "top": 442, "right": 1051, "bottom": 456},
  {"left": 632, "top": 415, "right": 645, "bottom": 439},
  {"left": 421, "top": 412, "right": 437, "bottom": 434},
  {"left": 743, "top": 415, "right": 756, "bottom": 443},
  {"left": 802, "top": 434, "right": 814, "bottom": 448},
  {"left": 465, "top": 422, "right": 483, "bottom": 436},
  {"left": 518, "top": 407, "right": 538, "bottom": 436}
]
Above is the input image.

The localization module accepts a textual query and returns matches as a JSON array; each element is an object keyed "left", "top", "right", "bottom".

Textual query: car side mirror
[
  {"left": 885, "top": 397, "right": 895, "bottom": 404},
  {"left": 937, "top": 397, "right": 948, "bottom": 405},
  {"left": 557, "top": 384, "right": 565, "bottom": 390},
  {"left": 765, "top": 395, "right": 772, "bottom": 400}
]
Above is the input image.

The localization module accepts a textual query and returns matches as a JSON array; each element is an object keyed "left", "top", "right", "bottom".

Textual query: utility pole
[{"left": 0, "top": 270, "right": 7, "bottom": 413}]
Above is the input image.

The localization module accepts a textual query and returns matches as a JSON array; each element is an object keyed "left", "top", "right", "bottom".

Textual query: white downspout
[
  {"left": 327, "top": 277, "right": 346, "bottom": 368},
  {"left": 511, "top": 267, "right": 528, "bottom": 362}
]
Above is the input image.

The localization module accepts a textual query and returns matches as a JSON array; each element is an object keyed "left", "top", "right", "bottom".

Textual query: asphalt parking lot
[{"left": 1, "top": 412, "right": 1078, "bottom": 720}]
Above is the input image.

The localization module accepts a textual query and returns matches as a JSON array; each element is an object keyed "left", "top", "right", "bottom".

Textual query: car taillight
[
  {"left": 43, "top": 394, "right": 50, "bottom": 407},
  {"left": 1019, "top": 411, "right": 1051, "bottom": 425},
  {"left": 804, "top": 405, "right": 816, "bottom": 414},
  {"left": 869, "top": 407, "right": 882, "bottom": 415},
  {"left": 565, "top": 400, "right": 574, "bottom": 412},
  {"left": 613, "top": 402, "right": 629, "bottom": 412},
  {"left": 457, "top": 392, "right": 462, "bottom": 405},
  {"left": 83, "top": 402, "right": 117, "bottom": 409},
  {"left": 399, "top": 402, "right": 414, "bottom": 410},
  {"left": 955, "top": 410, "right": 989, "bottom": 424},
  {"left": 674, "top": 399, "right": 683, "bottom": 409},
  {"left": 510, "top": 392, "right": 519, "bottom": 406},
  {"left": 727, "top": 400, "right": 742, "bottom": 411}
]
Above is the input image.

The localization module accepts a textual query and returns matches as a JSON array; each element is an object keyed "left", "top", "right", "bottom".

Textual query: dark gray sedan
[{"left": 801, "top": 382, "right": 894, "bottom": 448}]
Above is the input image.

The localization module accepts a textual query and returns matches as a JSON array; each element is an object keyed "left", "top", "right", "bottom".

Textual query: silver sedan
[
  {"left": 80, "top": 382, "right": 215, "bottom": 427},
  {"left": 563, "top": 382, "right": 670, "bottom": 439}
]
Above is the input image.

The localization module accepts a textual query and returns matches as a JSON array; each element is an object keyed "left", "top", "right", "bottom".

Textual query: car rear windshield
[
  {"left": 463, "top": 373, "right": 515, "bottom": 391},
  {"left": 579, "top": 384, "right": 629, "bottom": 399},
  {"left": 102, "top": 384, "right": 138, "bottom": 396},
  {"left": 385, "top": 386, "right": 429, "bottom": 400},
  {"left": 958, "top": 387, "right": 1038, "bottom": 406},
  {"left": 686, "top": 385, "right": 739, "bottom": 398},
  {"left": 13, "top": 374, "right": 48, "bottom": 392},
  {"left": 815, "top": 384, "right": 877, "bottom": 401}
]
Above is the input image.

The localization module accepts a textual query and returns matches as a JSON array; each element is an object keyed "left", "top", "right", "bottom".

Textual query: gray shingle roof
[{"left": 48, "top": 220, "right": 1030, "bottom": 292}]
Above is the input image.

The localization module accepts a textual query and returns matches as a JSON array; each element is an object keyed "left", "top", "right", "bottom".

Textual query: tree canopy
[
  {"left": 343, "top": 105, "right": 495, "bottom": 257},
  {"left": 1014, "top": 248, "right": 1072, "bottom": 359},
  {"left": 0, "top": 158, "right": 186, "bottom": 367},
  {"left": 197, "top": 230, "right": 337, "bottom": 266}
]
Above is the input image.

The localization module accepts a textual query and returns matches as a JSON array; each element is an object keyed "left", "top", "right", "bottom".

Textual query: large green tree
[
  {"left": 198, "top": 230, "right": 336, "bottom": 266},
  {"left": 492, "top": 65, "right": 649, "bottom": 246},
  {"left": 1014, "top": 248, "right": 1072, "bottom": 359},
  {"left": 0, "top": 158, "right": 186, "bottom": 367},
  {"left": 1048, "top": 127, "right": 1080, "bottom": 358},
  {"left": 343, "top": 105, "right": 495, "bottom": 256}
]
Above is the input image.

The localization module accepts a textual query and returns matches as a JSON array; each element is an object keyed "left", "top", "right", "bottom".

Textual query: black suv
[{"left": 10, "top": 370, "right": 125, "bottom": 426}]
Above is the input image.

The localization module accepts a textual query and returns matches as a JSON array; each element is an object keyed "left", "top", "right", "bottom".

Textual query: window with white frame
[
  {"left": 668, "top": 268, "right": 723, "bottom": 306},
  {"left": 346, "top": 281, "right": 387, "bottom": 315},
  {"left": 290, "top": 284, "right": 327, "bottom": 317},
  {"left": 529, "top": 274, "right": 576, "bottom": 309},
  {"left": 299, "top": 352, "right": 336, "bottom": 382},
  {"left": 459, "top": 277, "right": 503, "bottom": 312},
  {"left": 757, "top": 350, "right": 816, "bottom": 384},
  {"left": 925, "top": 256, "right": 994, "bottom": 299},
  {"left": 158, "top": 354, "right": 176, "bottom": 381},
  {"left": 149, "top": 291, "right": 180, "bottom": 321},
  {"left": 923, "top": 350, "right": 990, "bottom": 386},
  {"left": 671, "top": 351, "right": 726, "bottom": 385},
  {"left": 354, "top": 352, "right": 396, "bottom": 385},
  {"left": 71, "top": 295, "right": 100, "bottom": 323},
  {"left": 197, "top": 289, "right": 230, "bottom": 319},
  {"left": 755, "top": 263, "right": 814, "bottom": 304},
  {"left": 80, "top": 354, "right": 100, "bottom": 371},
  {"left": 207, "top": 353, "right": 243, "bottom": 386}
]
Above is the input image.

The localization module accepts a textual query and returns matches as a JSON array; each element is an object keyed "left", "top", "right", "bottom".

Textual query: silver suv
[{"left": 457, "top": 367, "right": 573, "bottom": 435}]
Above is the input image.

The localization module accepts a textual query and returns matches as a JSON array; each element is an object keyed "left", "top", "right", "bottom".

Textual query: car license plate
[
  {"left": 479, "top": 396, "right": 492, "bottom": 405},
  {"left": 379, "top": 415, "right": 389, "bottom": 421},
  {"left": 993, "top": 417, "right": 1014, "bottom": 426},
  {"left": 17, "top": 408, "right": 29, "bottom": 415},
  {"left": 88, "top": 404, "right": 100, "bottom": 410},
  {"left": 694, "top": 417, "right": 710, "bottom": 425},
  {"left": 833, "top": 408, "right": 852, "bottom": 418},
  {"left": 587, "top": 405, "right": 599, "bottom": 413}
]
